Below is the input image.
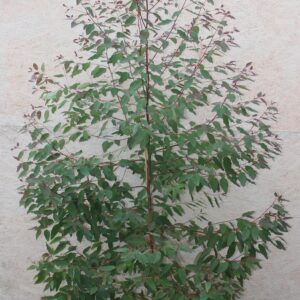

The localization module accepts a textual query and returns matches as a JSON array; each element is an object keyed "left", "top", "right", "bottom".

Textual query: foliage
[{"left": 17, "top": 0, "right": 290, "bottom": 299}]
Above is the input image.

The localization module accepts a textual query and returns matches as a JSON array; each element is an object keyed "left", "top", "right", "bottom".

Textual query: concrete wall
[{"left": 0, "top": 0, "right": 299, "bottom": 299}]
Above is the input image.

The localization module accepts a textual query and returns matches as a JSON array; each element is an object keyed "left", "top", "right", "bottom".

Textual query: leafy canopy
[{"left": 17, "top": 0, "right": 290, "bottom": 299}]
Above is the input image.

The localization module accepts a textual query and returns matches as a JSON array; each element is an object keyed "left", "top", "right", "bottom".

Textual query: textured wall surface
[{"left": 0, "top": 1, "right": 299, "bottom": 299}]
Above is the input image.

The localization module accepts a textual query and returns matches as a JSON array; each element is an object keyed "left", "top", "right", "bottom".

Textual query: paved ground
[{"left": 0, "top": 0, "right": 299, "bottom": 299}]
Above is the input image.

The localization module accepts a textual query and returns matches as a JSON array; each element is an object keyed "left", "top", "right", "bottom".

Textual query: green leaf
[
  {"left": 177, "top": 29, "right": 189, "bottom": 41},
  {"left": 44, "top": 110, "right": 49, "bottom": 122},
  {"left": 125, "top": 16, "right": 136, "bottom": 26},
  {"left": 151, "top": 251, "right": 161, "bottom": 264},
  {"left": 245, "top": 166, "right": 257, "bottom": 179},
  {"left": 151, "top": 73, "right": 163, "bottom": 86},
  {"left": 217, "top": 262, "right": 229, "bottom": 273},
  {"left": 228, "top": 93, "right": 236, "bottom": 102},
  {"left": 239, "top": 172, "right": 247, "bottom": 186},
  {"left": 275, "top": 240, "right": 286, "bottom": 250},
  {"left": 226, "top": 242, "right": 236, "bottom": 258},
  {"left": 220, "top": 177, "right": 228, "bottom": 193},
  {"left": 35, "top": 270, "right": 47, "bottom": 284},
  {"left": 129, "top": 79, "right": 143, "bottom": 92},
  {"left": 55, "top": 242, "right": 67, "bottom": 254},
  {"left": 200, "top": 65, "right": 212, "bottom": 80},
  {"left": 258, "top": 244, "right": 268, "bottom": 259},
  {"left": 207, "top": 133, "right": 215, "bottom": 144},
  {"left": 223, "top": 157, "right": 232, "bottom": 173},
  {"left": 152, "top": 87, "right": 166, "bottom": 102},
  {"left": 89, "top": 287, "right": 98, "bottom": 295},
  {"left": 127, "top": 127, "right": 150, "bottom": 150},
  {"left": 140, "top": 29, "right": 149, "bottom": 43},
  {"left": 191, "top": 26, "right": 199, "bottom": 43},
  {"left": 205, "top": 282, "right": 211, "bottom": 293},
  {"left": 102, "top": 166, "right": 117, "bottom": 181},
  {"left": 177, "top": 269, "right": 186, "bottom": 284},
  {"left": 209, "top": 177, "right": 219, "bottom": 192},
  {"left": 89, "top": 44, "right": 106, "bottom": 60},
  {"left": 158, "top": 19, "right": 172, "bottom": 26},
  {"left": 100, "top": 265, "right": 115, "bottom": 272},
  {"left": 85, "top": 24, "right": 95, "bottom": 35},
  {"left": 117, "top": 72, "right": 130, "bottom": 84},
  {"left": 215, "top": 40, "right": 230, "bottom": 52},
  {"left": 102, "top": 141, "right": 113, "bottom": 153},
  {"left": 145, "top": 280, "right": 156, "bottom": 292},
  {"left": 109, "top": 52, "right": 124, "bottom": 65},
  {"left": 91, "top": 66, "right": 106, "bottom": 78}
]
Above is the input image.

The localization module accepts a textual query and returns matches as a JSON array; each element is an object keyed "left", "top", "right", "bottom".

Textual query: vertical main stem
[{"left": 144, "top": 0, "right": 154, "bottom": 252}]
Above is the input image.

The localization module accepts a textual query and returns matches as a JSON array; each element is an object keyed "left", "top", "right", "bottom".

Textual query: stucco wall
[{"left": 0, "top": 1, "right": 299, "bottom": 299}]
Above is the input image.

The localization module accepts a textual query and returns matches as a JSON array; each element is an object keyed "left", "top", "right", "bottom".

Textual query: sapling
[{"left": 17, "top": 0, "right": 290, "bottom": 299}]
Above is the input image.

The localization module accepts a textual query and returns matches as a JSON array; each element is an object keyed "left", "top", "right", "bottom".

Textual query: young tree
[{"left": 17, "top": 0, "right": 290, "bottom": 299}]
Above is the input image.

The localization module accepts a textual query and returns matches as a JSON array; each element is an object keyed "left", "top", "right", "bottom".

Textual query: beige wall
[{"left": 0, "top": 0, "right": 299, "bottom": 299}]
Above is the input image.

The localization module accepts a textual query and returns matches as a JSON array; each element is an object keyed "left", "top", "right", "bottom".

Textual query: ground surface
[{"left": 0, "top": 0, "right": 299, "bottom": 299}]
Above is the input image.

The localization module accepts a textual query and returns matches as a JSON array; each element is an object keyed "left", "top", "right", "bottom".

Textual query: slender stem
[{"left": 143, "top": 0, "right": 155, "bottom": 253}]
